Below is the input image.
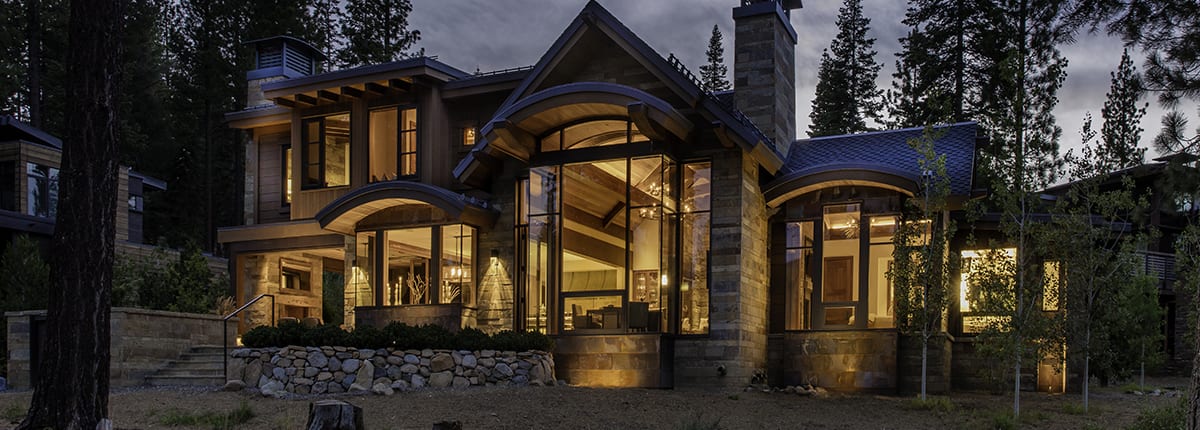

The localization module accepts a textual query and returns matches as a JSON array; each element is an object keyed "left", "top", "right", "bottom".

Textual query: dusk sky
[{"left": 408, "top": 0, "right": 1170, "bottom": 160}]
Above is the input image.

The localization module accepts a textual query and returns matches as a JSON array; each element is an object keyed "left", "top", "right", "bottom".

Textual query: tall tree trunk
[
  {"left": 18, "top": 0, "right": 124, "bottom": 428},
  {"left": 921, "top": 333, "right": 928, "bottom": 400},
  {"left": 1189, "top": 274, "right": 1200, "bottom": 430},
  {"left": 24, "top": 0, "right": 41, "bottom": 127}
]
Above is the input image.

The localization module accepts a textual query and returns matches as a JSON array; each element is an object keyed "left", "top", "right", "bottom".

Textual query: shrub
[
  {"left": 237, "top": 322, "right": 553, "bottom": 352},
  {"left": 1127, "top": 399, "right": 1185, "bottom": 430}
]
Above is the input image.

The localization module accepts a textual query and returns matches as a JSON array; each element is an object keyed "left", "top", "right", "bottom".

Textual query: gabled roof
[
  {"left": 0, "top": 115, "right": 62, "bottom": 150},
  {"left": 453, "top": 1, "right": 783, "bottom": 185},
  {"left": 765, "top": 122, "right": 979, "bottom": 206}
]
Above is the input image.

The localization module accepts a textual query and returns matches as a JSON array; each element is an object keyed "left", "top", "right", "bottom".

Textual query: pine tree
[
  {"left": 338, "top": 0, "right": 421, "bottom": 68},
  {"left": 969, "top": 0, "right": 1070, "bottom": 419},
  {"left": 309, "top": 0, "right": 341, "bottom": 68},
  {"left": 886, "top": 0, "right": 975, "bottom": 128},
  {"left": 1099, "top": 49, "right": 1147, "bottom": 170},
  {"left": 699, "top": 25, "right": 729, "bottom": 92},
  {"left": 807, "top": 0, "right": 883, "bottom": 137}
]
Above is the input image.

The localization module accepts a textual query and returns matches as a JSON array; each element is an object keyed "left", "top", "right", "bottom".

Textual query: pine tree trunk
[
  {"left": 921, "top": 334, "right": 928, "bottom": 400},
  {"left": 1189, "top": 275, "right": 1200, "bottom": 430},
  {"left": 17, "top": 0, "right": 124, "bottom": 428}
]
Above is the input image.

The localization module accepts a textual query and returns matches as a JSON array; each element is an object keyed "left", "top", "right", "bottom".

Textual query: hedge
[{"left": 241, "top": 321, "right": 554, "bottom": 352}]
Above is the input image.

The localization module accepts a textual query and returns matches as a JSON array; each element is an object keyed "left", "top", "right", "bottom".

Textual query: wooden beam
[
  {"left": 317, "top": 90, "right": 340, "bottom": 102},
  {"left": 274, "top": 97, "right": 297, "bottom": 108},
  {"left": 295, "top": 93, "right": 319, "bottom": 106},
  {"left": 364, "top": 82, "right": 389, "bottom": 95},
  {"left": 601, "top": 201, "right": 625, "bottom": 228},
  {"left": 488, "top": 120, "right": 534, "bottom": 161},
  {"left": 388, "top": 79, "right": 412, "bottom": 92},
  {"left": 339, "top": 86, "right": 363, "bottom": 99}
]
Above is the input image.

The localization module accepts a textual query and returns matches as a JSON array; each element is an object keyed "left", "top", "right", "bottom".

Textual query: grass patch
[
  {"left": 989, "top": 412, "right": 1017, "bottom": 430},
  {"left": 160, "top": 402, "right": 254, "bottom": 430},
  {"left": 1, "top": 404, "right": 24, "bottom": 422},
  {"left": 1127, "top": 399, "right": 1185, "bottom": 430},
  {"left": 1061, "top": 402, "right": 1089, "bottom": 415},
  {"left": 1120, "top": 383, "right": 1155, "bottom": 393},
  {"left": 903, "top": 397, "right": 955, "bottom": 413}
]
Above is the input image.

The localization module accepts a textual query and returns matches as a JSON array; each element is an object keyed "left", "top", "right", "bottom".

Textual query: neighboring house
[
  {"left": 1042, "top": 158, "right": 1193, "bottom": 371},
  {"left": 222, "top": 0, "right": 1170, "bottom": 392},
  {"left": 0, "top": 115, "right": 166, "bottom": 250}
]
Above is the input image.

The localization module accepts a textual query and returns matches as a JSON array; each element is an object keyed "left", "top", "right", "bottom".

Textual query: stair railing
[{"left": 223, "top": 293, "right": 275, "bottom": 381}]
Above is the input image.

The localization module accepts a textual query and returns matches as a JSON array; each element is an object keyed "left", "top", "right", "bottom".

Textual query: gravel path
[{"left": 0, "top": 377, "right": 1184, "bottom": 429}]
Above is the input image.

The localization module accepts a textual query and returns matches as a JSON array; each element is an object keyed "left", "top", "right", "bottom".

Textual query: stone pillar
[
  {"left": 243, "top": 131, "right": 257, "bottom": 225},
  {"left": 343, "top": 235, "right": 357, "bottom": 330},
  {"left": 733, "top": 0, "right": 797, "bottom": 155},
  {"left": 675, "top": 150, "right": 769, "bottom": 388}
]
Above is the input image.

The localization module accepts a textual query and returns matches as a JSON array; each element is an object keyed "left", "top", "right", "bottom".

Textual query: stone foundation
[
  {"left": 898, "top": 333, "right": 953, "bottom": 395},
  {"left": 554, "top": 334, "right": 671, "bottom": 388},
  {"left": 781, "top": 330, "right": 897, "bottom": 392},
  {"left": 227, "top": 346, "right": 554, "bottom": 395}
]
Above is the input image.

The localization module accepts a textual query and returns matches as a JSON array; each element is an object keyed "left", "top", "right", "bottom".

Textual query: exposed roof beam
[
  {"left": 274, "top": 97, "right": 297, "bottom": 108},
  {"left": 364, "top": 82, "right": 389, "bottom": 95},
  {"left": 317, "top": 90, "right": 340, "bottom": 102},
  {"left": 339, "top": 86, "right": 363, "bottom": 99},
  {"left": 388, "top": 79, "right": 412, "bottom": 92},
  {"left": 295, "top": 93, "right": 319, "bottom": 106}
]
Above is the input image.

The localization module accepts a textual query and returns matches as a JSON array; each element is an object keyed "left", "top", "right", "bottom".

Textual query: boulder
[
  {"left": 404, "top": 354, "right": 420, "bottom": 365},
  {"left": 452, "top": 377, "right": 470, "bottom": 388},
  {"left": 359, "top": 349, "right": 376, "bottom": 359},
  {"left": 306, "top": 400, "right": 364, "bottom": 430},
  {"left": 227, "top": 358, "right": 246, "bottom": 382},
  {"left": 411, "top": 374, "right": 426, "bottom": 388},
  {"left": 260, "top": 380, "right": 285, "bottom": 398},
  {"left": 317, "top": 371, "right": 333, "bottom": 381},
  {"left": 461, "top": 354, "right": 477, "bottom": 368},
  {"left": 390, "top": 379, "right": 410, "bottom": 391},
  {"left": 371, "top": 382, "right": 394, "bottom": 396},
  {"left": 429, "top": 371, "right": 453, "bottom": 388},
  {"left": 243, "top": 360, "right": 262, "bottom": 386},
  {"left": 355, "top": 360, "right": 375, "bottom": 390},
  {"left": 430, "top": 354, "right": 455, "bottom": 373},
  {"left": 308, "top": 352, "right": 328, "bottom": 368},
  {"left": 312, "top": 381, "right": 328, "bottom": 394},
  {"left": 342, "top": 358, "right": 361, "bottom": 373},
  {"left": 386, "top": 355, "right": 405, "bottom": 366},
  {"left": 494, "top": 363, "right": 514, "bottom": 377},
  {"left": 348, "top": 383, "right": 370, "bottom": 394},
  {"left": 304, "top": 367, "right": 320, "bottom": 378},
  {"left": 223, "top": 380, "right": 246, "bottom": 391}
]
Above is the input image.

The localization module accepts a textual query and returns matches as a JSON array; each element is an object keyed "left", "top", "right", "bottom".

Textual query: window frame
[
  {"left": 367, "top": 106, "right": 419, "bottom": 182},
  {"left": 281, "top": 144, "right": 292, "bottom": 206},
  {"left": 300, "top": 113, "right": 351, "bottom": 190}
]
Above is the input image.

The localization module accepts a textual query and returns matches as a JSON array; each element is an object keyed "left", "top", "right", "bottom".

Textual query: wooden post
[{"left": 306, "top": 400, "right": 364, "bottom": 430}]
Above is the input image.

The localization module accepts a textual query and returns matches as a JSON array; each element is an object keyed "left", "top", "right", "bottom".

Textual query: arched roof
[
  {"left": 763, "top": 165, "right": 920, "bottom": 208},
  {"left": 314, "top": 181, "right": 498, "bottom": 235}
]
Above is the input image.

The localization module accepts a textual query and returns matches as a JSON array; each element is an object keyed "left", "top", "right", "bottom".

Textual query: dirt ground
[{"left": 0, "top": 377, "right": 1185, "bottom": 430}]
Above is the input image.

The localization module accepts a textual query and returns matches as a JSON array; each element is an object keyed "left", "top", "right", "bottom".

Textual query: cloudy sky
[{"left": 409, "top": 0, "right": 1167, "bottom": 158}]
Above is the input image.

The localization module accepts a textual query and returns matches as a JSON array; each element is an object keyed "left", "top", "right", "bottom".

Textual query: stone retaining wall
[
  {"left": 228, "top": 346, "right": 555, "bottom": 395},
  {"left": 7, "top": 308, "right": 232, "bottom": 389},
  {"left": 781, "top": 330, "right": 898, "bottom": 392}
]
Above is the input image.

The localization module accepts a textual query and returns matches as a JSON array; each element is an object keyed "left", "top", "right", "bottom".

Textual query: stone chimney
[
  {"left": 733, "top": 0, "right": 799, "bottom": 156},
  {"left": 244, "top": 36, "right": 326, "bottom": 108}
]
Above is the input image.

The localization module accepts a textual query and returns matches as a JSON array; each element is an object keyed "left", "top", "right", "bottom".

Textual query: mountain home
[{"left": 222, "top": 0, "right": 1176, "bottom": 392}]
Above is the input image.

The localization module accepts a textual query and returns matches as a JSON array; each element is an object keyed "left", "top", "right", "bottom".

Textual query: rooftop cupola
[
  {"left": 733, "top": 0, "right": 800, "bottom": 156},
  {"left": 244, "top": 36, "right": 326, "bottom": 108}
]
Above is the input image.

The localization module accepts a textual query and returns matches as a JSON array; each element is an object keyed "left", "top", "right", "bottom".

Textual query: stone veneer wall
[
  {"left": 7, "top": 308, "right": 233, "bottom": 389},
  {"left": 897, "top": 333, "right": 952, "bottom": 395},
  {"left": 675, "top": 151, "right": 770, "bottom": 388},
  {"left": 554, "top": 334, "right": 670, "bottom": 388},
  {"left": 227, "top": 346, "right": 555, "bottom": 395},
  {"left": 781, "top": 330, "right": 898, "bottom": 392}
]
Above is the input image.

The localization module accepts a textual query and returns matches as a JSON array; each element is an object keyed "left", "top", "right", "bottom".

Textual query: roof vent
[{"left": 245, "top": 36, "right": 325, "bottom": 81}]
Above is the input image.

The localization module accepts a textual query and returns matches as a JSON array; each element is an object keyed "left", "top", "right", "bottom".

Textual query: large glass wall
[
  {"left": 776, "top": 190, "right": 908, "bottom": 331},
  {"left": 351, "top": 224, "right": 475, "bottom": 308},
  {"left": 520, "top": 155, "right": 694, "bottom": 334}
]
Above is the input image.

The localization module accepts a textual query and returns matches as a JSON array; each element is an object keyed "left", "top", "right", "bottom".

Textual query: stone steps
[{"left": 145, "top": 346, "right": 228, "bottom": 387}]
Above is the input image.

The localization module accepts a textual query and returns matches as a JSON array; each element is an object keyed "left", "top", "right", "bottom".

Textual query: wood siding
[{"left": 256, "top": 126, "right": 291, "bottom": 224}]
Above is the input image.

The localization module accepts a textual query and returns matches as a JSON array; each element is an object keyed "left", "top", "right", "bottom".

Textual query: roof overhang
[
  {"left": 314, "top": 181, "right": 498, "bottom": 235},
  {"left": 454, "top": 82, "right": 694, "bottom": 186},
  {"left": 224, "top": 105, "right": 291, "bottom": 129},
  {"left": 764, "top": 164, "right": 920, "bottom": 208}
]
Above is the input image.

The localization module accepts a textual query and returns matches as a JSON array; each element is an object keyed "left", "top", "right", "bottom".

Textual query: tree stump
[
  {"left": 306, "top": 400, "right": 364, "bottom": 430},
  {"left": 432, "top": 421, "right": 463, "bottom": 430}
]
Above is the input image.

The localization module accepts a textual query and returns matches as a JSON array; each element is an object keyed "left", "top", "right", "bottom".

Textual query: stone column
[{"left": 675, "top": 150, "right": 769, "bottom": 388}]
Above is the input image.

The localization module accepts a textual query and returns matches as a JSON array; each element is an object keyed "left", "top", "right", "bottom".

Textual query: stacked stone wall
[
  {"left": 227, "top": 346, "right": 554, "bottom": 395},
  {"left": 781, "top": 330, "right": 898, "bottom": 392},
  {"left": 897, "top": 333, "right": 953, "bottom": 395}
]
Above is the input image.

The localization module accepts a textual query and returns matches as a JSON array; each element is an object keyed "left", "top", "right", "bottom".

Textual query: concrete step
[
  {"left": 190, "top": 345, "right": 228, "bottom": 355},
  {"left": 152, "top": 368, "right": 224, "bottom": 378},
  {"left": 145, "top": 375, "right": 224, "bottom": 386},
  {"left": 161, "top": 360, "right": 224, "bottom": 371},
  {"left": 178, "top": 353, "right": 224, "bottom": 362}
]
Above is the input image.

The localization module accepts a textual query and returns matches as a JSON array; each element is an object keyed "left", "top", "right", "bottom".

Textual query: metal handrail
[{"left": 223, "top": 294, "right": 275, "bottom": 381}]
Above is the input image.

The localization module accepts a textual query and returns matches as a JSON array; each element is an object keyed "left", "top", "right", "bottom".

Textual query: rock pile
[{"left": 227, "top": 346, "right": 556, "bottom": 397}]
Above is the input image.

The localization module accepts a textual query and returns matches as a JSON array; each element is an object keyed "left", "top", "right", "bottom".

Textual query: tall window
[
  {"left": 369, "top": 107, "right": 418, "bottom": 181},
  {"left": 301, "top": 113, "right": 350, "bottom": 189},
  {"left": 680, "top": 161, "right": 710, "bottom": 335},
  {"left": 866, "top": 215, "right": 897, "bottom": 328},
  {"left": 785, "top": 221, "right": 815, "bottom": 330},
  {"left": 821, "top": 204, "right": 860, "bottom": 326},
  {"left": 282, "top": 145, "right": 292, "bottom": 205},
  {"left": 26, "top": 163, "right": 58, "bottom": 218},
  {"left": 351, "top": 225, "right": 475, "bottom": 307},
  {"left": 518, "top": 167, "right": 558, "bottom": 333}
]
